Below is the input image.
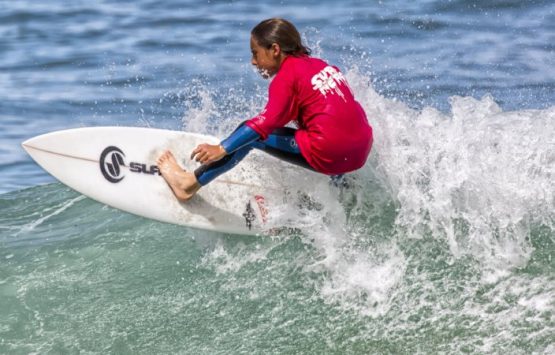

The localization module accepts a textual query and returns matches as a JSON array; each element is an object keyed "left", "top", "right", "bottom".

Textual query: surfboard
[{"left": 22, "top": 126, "right": 319, "bottom": 235}]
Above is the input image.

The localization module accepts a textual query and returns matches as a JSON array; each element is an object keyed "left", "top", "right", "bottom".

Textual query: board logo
[
  {"left": 243, "top": 201, "right": 256, "bottom": 230},
  {"left": 100, "top": 146, "right": 126, "bottom": 183},
  {"left": 254, "top": 195, "right": 268, "bottom": 224},
  {"left": 99, "top": 146, "right": 161, "bottom": 183}
]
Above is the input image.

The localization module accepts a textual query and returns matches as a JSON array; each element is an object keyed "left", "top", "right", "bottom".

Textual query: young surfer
[{"left": 157, "top": 18, "right": 373, "bottom": 202}]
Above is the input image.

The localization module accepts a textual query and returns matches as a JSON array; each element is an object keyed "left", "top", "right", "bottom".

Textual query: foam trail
[{"left": 16, "top": 195, "right": 85, "bottom": 235}]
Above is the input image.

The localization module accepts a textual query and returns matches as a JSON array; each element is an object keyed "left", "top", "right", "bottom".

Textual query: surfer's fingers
[
  {"left": 190, "top": 148, "right": 199, "bottom": 159},
  {"left": 202, "top": 150, "right": 217, "bottom": 163},
  {"left": 191, "top": 144, "right": 205, "bottom": 159},
  {"left": 195, "top": 151, "right": 208, "bottom": 162}
]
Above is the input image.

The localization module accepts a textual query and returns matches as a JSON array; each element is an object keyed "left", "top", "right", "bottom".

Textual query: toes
[
  {"left": 166, "top": 151, "right": 177, "bottom": 162},
  {"left": 156, "top": 155, "right": 164, "bottom": 166},
  {"left": 157, "top": 151, "right": 170, "bottom": 165}
]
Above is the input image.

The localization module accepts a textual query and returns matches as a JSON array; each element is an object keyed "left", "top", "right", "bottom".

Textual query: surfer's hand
[{"left": 191, "top": 143, "right": 227, "bottom": 164}]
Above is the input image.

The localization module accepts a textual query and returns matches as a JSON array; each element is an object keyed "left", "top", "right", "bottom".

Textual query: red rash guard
[{"left": 246, "top": 55, "right": 373, "bottom": 175}]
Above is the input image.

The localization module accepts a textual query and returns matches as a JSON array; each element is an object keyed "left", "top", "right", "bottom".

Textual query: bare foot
[{"left": 157, "top": 150, "right": 201, "bottom": 202}]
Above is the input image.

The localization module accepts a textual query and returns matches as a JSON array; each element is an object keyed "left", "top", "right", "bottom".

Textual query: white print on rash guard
[{"left": 311, "top": 66, "right": 352, "bottom": 102}]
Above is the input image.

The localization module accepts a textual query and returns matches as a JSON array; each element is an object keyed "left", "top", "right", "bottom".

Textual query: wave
[{"left": 1, "top": 61, "right": 553, "bottom": 354}]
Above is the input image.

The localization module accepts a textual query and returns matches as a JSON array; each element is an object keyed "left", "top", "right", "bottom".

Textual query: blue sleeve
[{"left": 220, "top": 124, "right": 260, "bottom": 154}]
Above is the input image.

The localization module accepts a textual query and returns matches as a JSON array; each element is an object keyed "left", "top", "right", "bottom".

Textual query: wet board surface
[{"left": 21, "top": 126, "right": 303, "bottom": 235}]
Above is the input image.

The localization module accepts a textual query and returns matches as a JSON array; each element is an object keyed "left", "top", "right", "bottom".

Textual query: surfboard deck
[{"left": 22, "top": 126, "right": 320, "bottom": 235}]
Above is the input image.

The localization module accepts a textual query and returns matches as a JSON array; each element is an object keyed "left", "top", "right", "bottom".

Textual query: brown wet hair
[{"left": 251, "top": 18, "right": 311, "bottom": 56}]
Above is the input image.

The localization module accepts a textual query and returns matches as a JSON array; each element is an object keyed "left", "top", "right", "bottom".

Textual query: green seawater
[{"left": 1, "top": 183, "right": 553, "bottom": 354}]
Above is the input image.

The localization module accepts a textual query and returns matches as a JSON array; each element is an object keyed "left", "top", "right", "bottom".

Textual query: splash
[{"left": 347, "top": 66, "right": 555, "bottom": 281}]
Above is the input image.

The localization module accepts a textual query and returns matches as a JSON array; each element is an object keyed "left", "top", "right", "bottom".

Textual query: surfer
[{"left": 157, "top": 18, "right": 373, "bottom": 202}]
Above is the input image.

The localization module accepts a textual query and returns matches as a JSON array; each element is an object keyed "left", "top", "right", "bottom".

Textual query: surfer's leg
[
  {"left": 255, "top": 129, "right": 350, "bottom": 186},
  {"left": 157, "top": 151, "right": 201, "bottom": 202},
  {"left": 252, "top": 127, "right": 315, "bottom": 171}
]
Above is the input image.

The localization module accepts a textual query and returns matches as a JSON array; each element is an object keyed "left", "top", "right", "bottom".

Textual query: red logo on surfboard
[{"left": 254, "top": 195, "right": 268, "bottom": 224}]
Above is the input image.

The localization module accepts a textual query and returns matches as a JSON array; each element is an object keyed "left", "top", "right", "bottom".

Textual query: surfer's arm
[
  {"left": 245, "top": 72, "right": 295, "bottom": 139},
  {"left": 191, "top": 125, "right": 260, "bottom": 164}
]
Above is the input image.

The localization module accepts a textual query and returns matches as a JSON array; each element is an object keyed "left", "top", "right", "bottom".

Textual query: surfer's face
[{"left": 250, "top": 36, "right": 281, "bottom": 79}]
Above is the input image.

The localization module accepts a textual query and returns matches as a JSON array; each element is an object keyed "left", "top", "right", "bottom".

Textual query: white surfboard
[{"left": 22, "top": 126, "right": 324, "bottom": 235}]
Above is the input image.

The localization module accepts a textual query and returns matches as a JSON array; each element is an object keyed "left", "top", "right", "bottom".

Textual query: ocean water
[{"left": 1, "top": 0, "right": 554, "bottom": 353}]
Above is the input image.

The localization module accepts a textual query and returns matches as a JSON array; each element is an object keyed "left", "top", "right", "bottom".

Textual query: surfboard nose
[
  {"left": 21, "top": 140, "right": 30, "bottom": 152},
  {"left": 22, "top": 131, "right": 52, "bottom": 152},
  {"left": 21, "top": 129, "right": 81, "bottom": 161},
  {"left": 22, "top": 136, "right": 40, "bottom": 158},
  {"left": 22, "top": 132, "right": 56, "bottom": 161}
]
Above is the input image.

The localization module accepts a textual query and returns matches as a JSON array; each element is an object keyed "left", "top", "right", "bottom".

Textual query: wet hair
[{"left": 251, "top": 18, "right": 311, "bottom": 56}]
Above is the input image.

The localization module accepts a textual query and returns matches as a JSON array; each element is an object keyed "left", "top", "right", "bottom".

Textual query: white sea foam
[
  {"left": 462, "top": 275, "right": 555, "bottom": 354},
  {"left": 347, "top": 66, "right": 555, "bottom": 282},
  {"left": 201, "top": 240, "right": 272, "bottom": 274}
]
